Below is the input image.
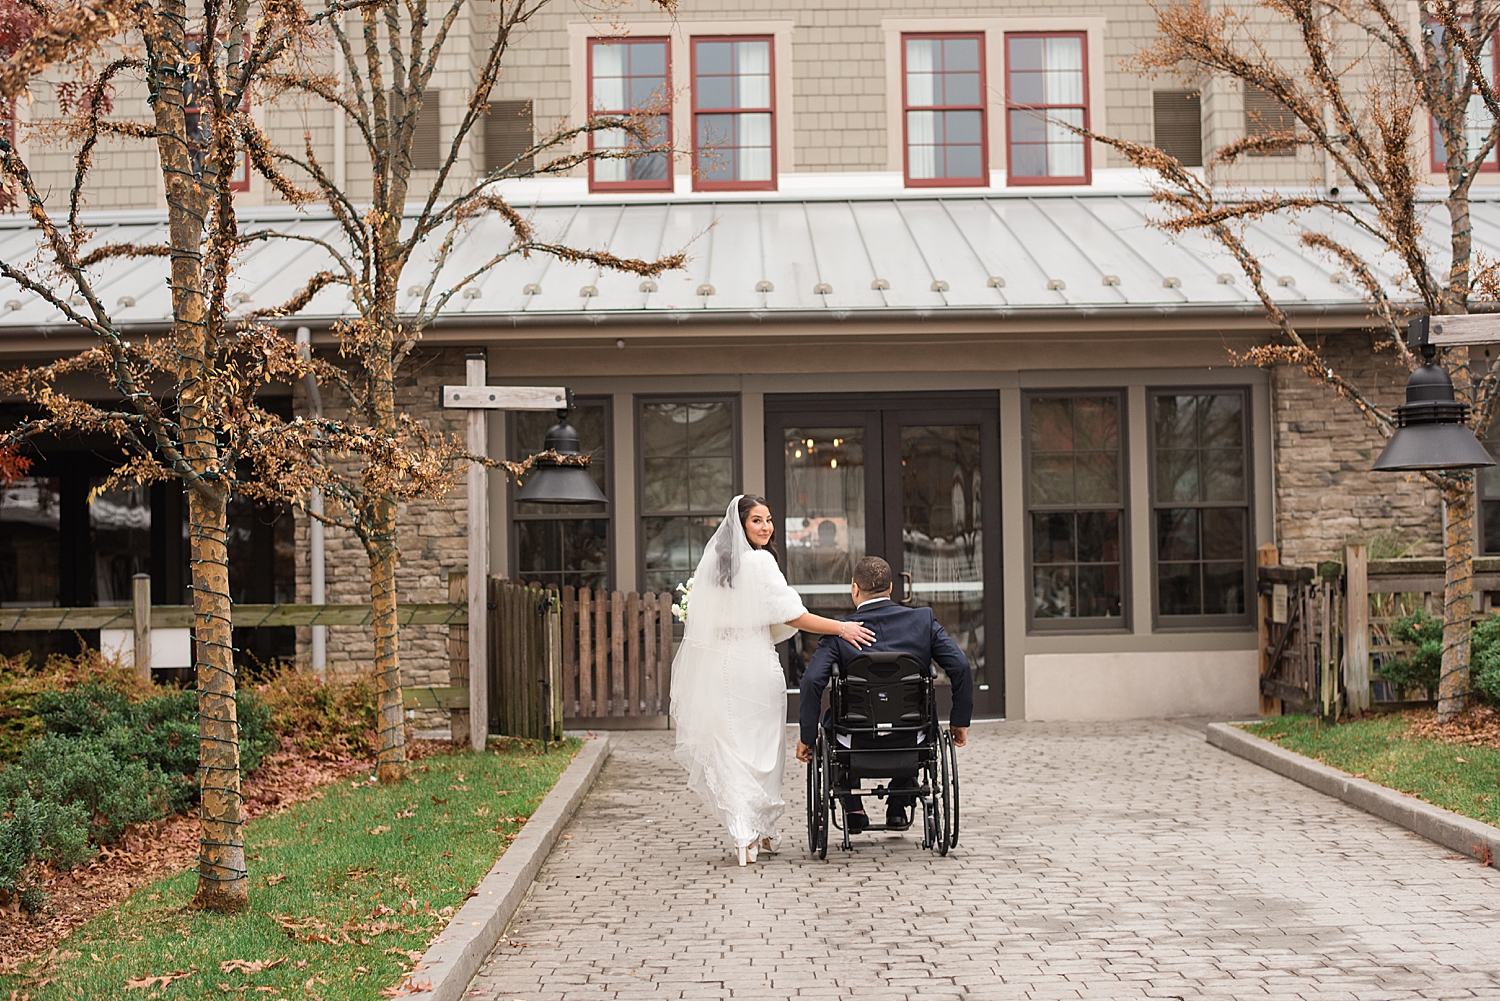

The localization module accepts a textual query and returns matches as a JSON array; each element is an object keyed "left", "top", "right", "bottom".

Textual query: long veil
[{"left": 669, "top": 495, "right": 793, "bottom": 848}]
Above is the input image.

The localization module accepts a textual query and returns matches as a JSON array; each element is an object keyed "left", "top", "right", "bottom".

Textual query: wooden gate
[
  {"left": 488, "top": 578, "right": 562, "bottom": 741},
  {"left": 1258, "top": 563, "right": 1337, "bottom": 715},
  {"left": 558, "top": 586, "right": 674, "bottom": 724}
]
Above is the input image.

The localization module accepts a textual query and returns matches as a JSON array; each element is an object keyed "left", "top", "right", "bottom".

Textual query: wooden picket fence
[
  {"left": 487, "top": 578, "right": 563, "bottom": 742},
  {"left": 555, "top": 586, "right": 674, "bottom": 722}
]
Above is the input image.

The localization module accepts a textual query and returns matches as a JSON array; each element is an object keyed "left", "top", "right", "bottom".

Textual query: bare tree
[
  {"left": 0, "top": 0, "right": 317, "bottom": 910},
  {"left": 1092, "top": 0, "right": 1500, "bottom": 721},
  {"left": 247, "top": 0, "right": 682, "bottom": 781}
]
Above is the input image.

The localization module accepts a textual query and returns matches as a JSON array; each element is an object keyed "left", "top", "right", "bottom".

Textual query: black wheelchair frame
[{"left": 805, "top": 651, "right": 960, "bottom": 857}]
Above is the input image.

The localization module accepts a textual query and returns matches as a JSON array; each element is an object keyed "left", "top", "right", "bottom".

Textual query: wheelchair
[{"left": 805, "top": 651, "right": 960, "bottom": 857}]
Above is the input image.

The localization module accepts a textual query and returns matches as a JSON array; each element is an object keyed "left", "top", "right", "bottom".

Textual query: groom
[{"left": 794, "top": 556, "right": 972, "bottom": 833}]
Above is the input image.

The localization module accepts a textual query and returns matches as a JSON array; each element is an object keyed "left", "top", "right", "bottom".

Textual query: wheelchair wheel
[
  {"left": 807, "top": 732, "right": 830, "bottom": 859},
  {"left": 934, "top": 729, "right": 952, "bottom": 856},
  {"left": 944, "top": 727, "right": 960, "bottom": 848},
  {"left": 818, "top": 734, "right": 834, "bottom": 858},
  {"left": 921, "top": 755, "right": 939, "bottom": 851}
]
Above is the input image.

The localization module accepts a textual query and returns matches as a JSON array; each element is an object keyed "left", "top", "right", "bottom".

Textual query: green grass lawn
[
  {"left": 1242, "top": 715, "right": 1500, "bottom": 827},
  {"left": 3, "top": 737, "right": 579, "bottom": 1001}
]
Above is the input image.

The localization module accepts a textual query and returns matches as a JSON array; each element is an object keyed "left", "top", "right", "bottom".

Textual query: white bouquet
[{"left": 672, "top": 578, "right": 693, "bottom": 623}]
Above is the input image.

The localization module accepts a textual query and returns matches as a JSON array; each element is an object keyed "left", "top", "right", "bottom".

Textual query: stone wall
[
  {"left": 1271, "top": 329, "right": 1444, "bottom": 567},
  {"left": 291, "top": 347, "right": 471, "bottom": 700}
]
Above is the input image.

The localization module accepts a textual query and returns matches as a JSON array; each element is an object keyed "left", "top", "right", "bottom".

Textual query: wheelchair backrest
[{"left": 833, "top": 651, "right": 932, "bottom": 732}]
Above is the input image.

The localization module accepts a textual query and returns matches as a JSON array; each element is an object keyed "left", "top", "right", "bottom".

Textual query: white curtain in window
[
  {"left": 906, "top": 39, "right": 937, "bottom": 107},
  {"left": 1047, "top": 107, "right": 1085, "bottom": 177},
  {"left": 592, "top": 45, "right": 626, "bottom": 111},
  {"left": 1466, "top": 37, "right": 1497, "bottom": 161},
  {"left": 1043, "top": 36, "right": 1083, "bottom": 105},
  {"left": 595, "top": 127, "right": 628, "bottom": 181},
  {"left": 738, "top": 112, "right": 772, "bottom": 181},
  {"left": 907, "top": 111, "right": 937, "bottom": 178},
  {"left": 737, "top": 41, "right": 771, "bottom": 109}
]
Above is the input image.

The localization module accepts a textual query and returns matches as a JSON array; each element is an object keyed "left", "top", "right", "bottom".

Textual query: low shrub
[
  {"left": 1472, "top": 615, "right": 1500, "bottom": 705},
  {"left": 256, "top": 668, "right": 379, "bottom": 761},
  {"left": 1383, "top": 609, "right": 1500, "bottom": 705},
  {"left": 1380, "top": 610, "right": 1444, "bottom": 695},
  {"left": 0, "top": 650, "right": 156, "bottom": 764},
  {"left": 0, "top": 795, "right": 90, "bottom": 915},
  {"left": 0, "top": 663, "right": 279, "bottom": 913}
]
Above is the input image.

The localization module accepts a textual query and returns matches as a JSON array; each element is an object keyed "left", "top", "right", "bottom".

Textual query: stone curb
[
  {"left": 401, "top": 735, "right": 612, "bottom": 1001},
  {"left": 1206, "top": 722, "right": 1499, "bottom": 866}
]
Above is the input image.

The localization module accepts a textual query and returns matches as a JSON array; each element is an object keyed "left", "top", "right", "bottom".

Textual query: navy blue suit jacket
[{"left": 799, "top": 597, "right": 973, "bottom": 746}]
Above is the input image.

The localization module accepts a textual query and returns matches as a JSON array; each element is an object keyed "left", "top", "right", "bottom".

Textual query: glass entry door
[{"left": 766, "top": 395, "right": 1003, "bottom": 718}]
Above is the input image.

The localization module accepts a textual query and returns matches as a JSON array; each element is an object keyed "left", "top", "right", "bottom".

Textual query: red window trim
[
  {"left": 1429, "top": 30, "right": 1500, "bottom": 174},
  {"left": 691, "top": 35, "right": 777, "bottom": 192},
  {"left": 1004, "top": 30, "right": 1091, "bottom": 188},
  {"left": 587, "top": 36, "right": 673, "bottom": 193},
  {"left": 901, "top": 32, "right": 988, "bottom": 189},
  {"left": 185, "top": 33, "right": 252, "bottom": 192}
]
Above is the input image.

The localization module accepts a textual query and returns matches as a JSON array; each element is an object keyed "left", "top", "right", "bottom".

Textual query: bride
[{"left": 671, "top": 494, "right": 874, "bottom": 866}]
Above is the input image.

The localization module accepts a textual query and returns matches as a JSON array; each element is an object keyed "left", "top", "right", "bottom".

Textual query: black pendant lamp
[
  {"left": 515, "top": 413, "right": 608, "bottom": 504},
  {"left": 1373, "top": 326, "right": 1495, "bottom": 472}
]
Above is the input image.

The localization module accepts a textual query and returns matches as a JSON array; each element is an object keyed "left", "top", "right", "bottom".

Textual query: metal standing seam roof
[{"left": 0, "top": 192, "right": 1478, "bottom": 330}]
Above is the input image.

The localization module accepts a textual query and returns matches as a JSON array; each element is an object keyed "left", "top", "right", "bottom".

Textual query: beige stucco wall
[{"left": 1024, "top": 650, "right": 1259, "bottom": 720}]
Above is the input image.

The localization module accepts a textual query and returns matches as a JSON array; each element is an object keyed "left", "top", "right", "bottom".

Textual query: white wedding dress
[{"left": 670, "top": 496, "right": 807, "bottom": 851}]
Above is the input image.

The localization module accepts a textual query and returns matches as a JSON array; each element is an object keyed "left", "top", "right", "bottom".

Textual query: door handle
[{"left": 900, "top": 571, "right": 914, "bottom": 605}]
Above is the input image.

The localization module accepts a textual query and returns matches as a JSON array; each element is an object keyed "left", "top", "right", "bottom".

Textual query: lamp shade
[
  {"left": 1372, "top": 361, "right": 1496, "bottom": 471},
  {"left": 514, "top": 419, "right": 608, "bottom": 504}
]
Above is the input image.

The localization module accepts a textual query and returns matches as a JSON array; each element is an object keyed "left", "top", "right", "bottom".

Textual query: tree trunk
[
  {"left": 1440, "top": 479, "right": 1476, "bottom": 722},
  {"left": 369, "top": 489, "right": 406, "bottom": 783},
  {"left": 188, "top": 485, "right": 247, "bottom": 912}
]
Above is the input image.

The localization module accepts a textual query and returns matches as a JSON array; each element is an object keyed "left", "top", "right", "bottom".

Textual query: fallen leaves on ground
[
  {"left": 219, "top": 958, "right": 285, "bottom": 974},
  {"left": 124, "top": 969, "right": 194, "bottom": 990},
  {"left": 1407, "top": 705, "right": 1500, "bottom": 749},
  {"left": 0, "top": 739, "right": 456, "bottom": 967}
]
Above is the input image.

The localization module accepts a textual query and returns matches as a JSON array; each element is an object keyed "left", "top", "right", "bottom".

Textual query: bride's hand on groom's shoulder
[{"left": 838, "top": 620, "right": 875, "bottom": 647}]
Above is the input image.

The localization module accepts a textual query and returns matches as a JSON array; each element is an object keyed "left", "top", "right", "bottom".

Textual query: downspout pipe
[{"left": 296, "top": 326, "right": 327, "bottom": 676}]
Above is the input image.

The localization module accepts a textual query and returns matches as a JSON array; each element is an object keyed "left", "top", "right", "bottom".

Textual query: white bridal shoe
[{"left": 736, "top": 841, "right": 760, "bottom": 866}]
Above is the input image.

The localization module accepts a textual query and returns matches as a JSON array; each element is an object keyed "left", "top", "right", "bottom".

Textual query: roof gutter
[{"left": 0, "top": 299, "right": 1383, "bottom": 341}]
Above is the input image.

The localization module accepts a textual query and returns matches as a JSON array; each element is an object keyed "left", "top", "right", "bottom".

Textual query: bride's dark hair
[{"left": 715, "top": 494, "right": 779, "bottom": 586}]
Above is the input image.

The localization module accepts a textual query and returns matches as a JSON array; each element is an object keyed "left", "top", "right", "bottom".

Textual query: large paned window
[
  {"left": 1151, "top": 390, "right": 1253, "bottom": 626},
  {"left": 1005, "top": 32, "right": 1089, "bottom": 185},
  {"left": 0, "top": 477, "right": 60, "bottom": 605},
  {"left": 1480, "top": 427, "right": 1500, "bottom": 554},
  {"left": 589, "top": 38, "right": 671, "bottom": 191},
  {"left": 511, "top": 400, "right": 611, "bottom": 591},
  {"left": 1026, "top": 394, "right": 1125, "bottom": 628},
  {"left": 638, "top": 398, "right": 738, "bottom": 596},
  {"left": 693, "top": 37, "right": 774, "bottom": 189},
  {"left": 184, "top": 35, "right": 250, "bottom": 190},
  {"left": 903, "top": 34, "right": 986, "bottom": 186},
  {"left": 1429, "top": 26, "right": 1499, "bottom": 172}
]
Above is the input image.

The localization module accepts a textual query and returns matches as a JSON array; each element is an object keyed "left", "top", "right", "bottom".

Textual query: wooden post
[
  {"left": 1320, "top": 579, "right": 1336, "bottom": 720},
  {"left": 611, "top": 591, "right": 625, "bottom": 717},
  {"left": 466, "top": 352, "right": 488, "bottom": 750},
  {"left": 1256, "top": 543, "right": 1280, "bottom": 716},
  {"left": 626, "top": 591, "right": 640, "bottom": 715},
  {"left": 1345, "top": 544, "right": 1370, "bottom": 713},
  {"left": 131, "top": 573, "right": 151, "bottom": 682},
  {"left": 578, "top": 589, "right": 594, "bottom": 718},
  {"left": 547, "top": 590, "right": 563, "bottom": 741},
  {"left": 448, "top": 570, "right": 469, "bottom": 744}
]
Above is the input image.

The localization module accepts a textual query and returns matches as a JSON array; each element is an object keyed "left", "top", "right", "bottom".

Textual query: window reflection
[
  {"left": 639, "top": 400, "right": 736, "bottom": 595},
  {"left": 513, "top": 401, "right": 610, "bottom": 591},
  {"left": 1152, "top": 392, "right": 1250, "bottom": 620}
]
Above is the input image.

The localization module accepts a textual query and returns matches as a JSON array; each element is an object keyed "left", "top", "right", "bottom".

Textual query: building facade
[{"left": 4, "top": 0, "right": 1478, "bottom": 719}]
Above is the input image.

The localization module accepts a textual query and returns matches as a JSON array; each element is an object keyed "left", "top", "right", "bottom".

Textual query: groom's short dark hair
[{"left": 853, "top": 557, "right": 892, "bottom": 594}]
